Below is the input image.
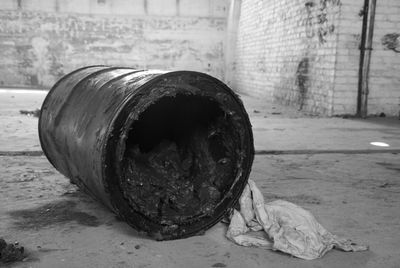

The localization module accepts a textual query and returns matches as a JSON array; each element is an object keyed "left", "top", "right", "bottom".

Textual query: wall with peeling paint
[
  {"left": 367, "top": 1, "right": 400, "bottom": 116},
  {"left": 330, "top": 0, "right": 363, "bottom": 115},
  {"left": 333, "top": 0, "right": 400, "bottom": 116},
  {"left": 0, "top": 0, "right": 229, "bottom": 88},
  {"left": 231, "top": 0, "right": 341, "bottom": 115},
  {"left": 232, "top": 0, "right": 400, "bottom": 116}
]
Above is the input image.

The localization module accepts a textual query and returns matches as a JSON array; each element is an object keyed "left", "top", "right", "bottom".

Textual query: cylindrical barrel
[{"left": 39, "top": 66, "right": 254, "bottom": 240}]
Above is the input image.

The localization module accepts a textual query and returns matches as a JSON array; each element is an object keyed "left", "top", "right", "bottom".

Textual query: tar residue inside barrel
[{"left": 120, "top": 94, "right": 238, "bottom": 225}]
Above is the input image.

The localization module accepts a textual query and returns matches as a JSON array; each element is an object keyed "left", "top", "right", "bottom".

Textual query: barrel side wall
[{"left": 39, "top": 67, "right": 163, "bottom": 208}]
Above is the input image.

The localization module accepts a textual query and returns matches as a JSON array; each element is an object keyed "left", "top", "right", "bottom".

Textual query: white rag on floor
[{"left": 226, "top": 179, "right": 368, "bottom": 260}]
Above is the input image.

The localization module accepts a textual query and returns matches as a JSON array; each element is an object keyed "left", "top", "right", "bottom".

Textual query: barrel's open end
[{"left": 120, "top": 94, "right": 238, "bottom": 226}]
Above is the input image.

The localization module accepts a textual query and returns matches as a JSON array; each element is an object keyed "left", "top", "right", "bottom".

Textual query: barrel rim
[{"left": 102, "top": 70, "right": 255, "bottom": 240}]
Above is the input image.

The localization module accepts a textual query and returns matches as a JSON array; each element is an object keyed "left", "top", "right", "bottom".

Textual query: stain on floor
[
  {"left": 8, "top": 200, "right": 100, "bottom": 229},
  {"left": 263, "top": 193, "right": 322, "bottom": 205},
  {"left": 211, "top": 263, "right": 227, "bottom": 267},
  {"left": 376, "top": 162, "right": 400, "bottom": 172}
]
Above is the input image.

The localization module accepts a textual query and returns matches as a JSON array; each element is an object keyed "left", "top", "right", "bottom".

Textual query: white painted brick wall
[
  {"left": 333, "top": 0, "right": 364, "bottom": 115},
  {"left": 369, "top": 1, "right": 400, "bottom": 116},
  {"left": 233, "top": 0, "right": 400, "bottom": 116},
  {"left": 232, "top": 0, "right": 341, "bottom": 115},
  {"left": 333, "top": 0, "right": 400, "bottom": 116}
]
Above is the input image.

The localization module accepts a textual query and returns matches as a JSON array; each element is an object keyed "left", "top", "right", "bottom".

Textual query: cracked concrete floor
[
  {"left": 1, "top": 153, "right": 400, "bottom": 268},
  {"left": 1, "top": 89, "right": 400, "bottom": 267}
]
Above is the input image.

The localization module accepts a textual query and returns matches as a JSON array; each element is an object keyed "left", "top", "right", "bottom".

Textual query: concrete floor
[{"left": 1, "top": 89, "right": 400, "bottom": 268}]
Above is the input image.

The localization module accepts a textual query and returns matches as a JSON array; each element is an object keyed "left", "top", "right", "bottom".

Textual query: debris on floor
[
  {"left": 19, "top": 108, "right": 40, "bottom": 117},
  {"left": 226, "top": 180, "right": 369, "bottom": 260},
  {"left": 0, "top": 238, "right": 25, "bottom": 263}
]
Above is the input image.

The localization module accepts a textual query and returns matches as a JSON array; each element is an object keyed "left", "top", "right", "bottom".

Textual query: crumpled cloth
[{"left": 226, "top": 179, "right": 368, "bottom": 260}]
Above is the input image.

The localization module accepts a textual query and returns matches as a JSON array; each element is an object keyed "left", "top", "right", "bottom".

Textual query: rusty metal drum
[{"left": 39, "top": 66, "right": 254, "bottom": 240}]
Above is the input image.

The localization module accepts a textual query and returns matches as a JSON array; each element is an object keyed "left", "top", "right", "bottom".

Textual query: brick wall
[
  {"left": 333, "top": 0, "right": 400, "bottom": 116},
  {"left": 233, "top": 0, "right": 400, "bottom": 116},
  {"left": 232, "top": 0, "right": 341, "bottom": 115},
  {"left": 369, "top": 1, "right": 400, "bottom": 116},
  {"left": 2, "top": 0, "right": 398, "bottom": 115},
  {"left": 330, "top": 0, "right": 362, "bottom": 115},
  {"left": 0, "top": 0, "right": 228, "bottom": 88}
]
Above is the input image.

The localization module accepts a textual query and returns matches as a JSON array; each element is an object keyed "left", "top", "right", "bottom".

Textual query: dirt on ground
[
  {"left": 1, "top": 152, "right": 400, "bottom": 268},
  {"left": 1, "top": 90, "right": 400, "bottom": 267},
  {"left": 0, "top": 238, "right": 25, "bottom": 264}
]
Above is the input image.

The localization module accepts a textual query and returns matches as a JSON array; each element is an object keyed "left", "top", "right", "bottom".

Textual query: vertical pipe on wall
[
  {"left": 224, "top": 0, "right": 242, "bottom": 87},
  {"left": 357, "top": 0, "right": 377, "bottom": 117},
  {"left": 55, "top": 0, "right": 59, "bottom": 12},
  {"left": 176, "top": 0, "right": 180, "bottom": 16},
  {"left": 143, "top": 0, "right": 148, "bottom": 14}
]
